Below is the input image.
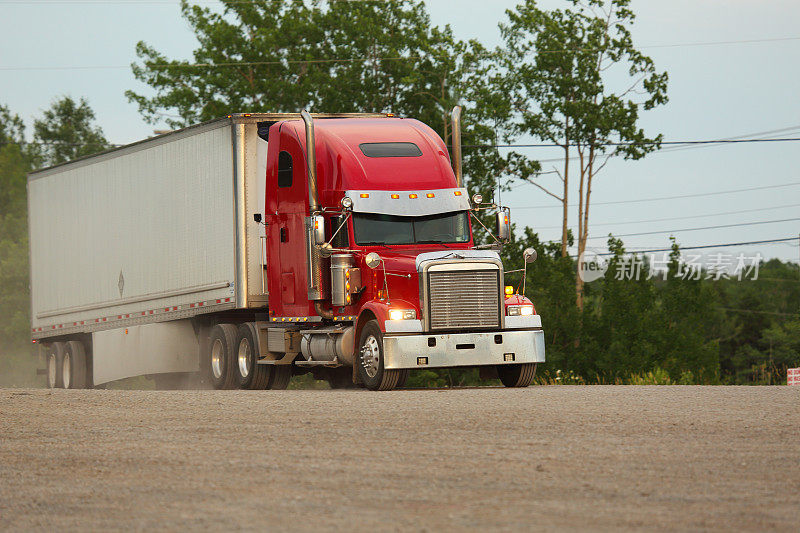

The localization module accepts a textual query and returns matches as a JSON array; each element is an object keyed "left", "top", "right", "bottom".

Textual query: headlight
[
  {"left": 506, "top": 305, "right": 534, "bottom": 317},
  {"left": 389, "top": 309, "right": 416, "bottom": 320}
]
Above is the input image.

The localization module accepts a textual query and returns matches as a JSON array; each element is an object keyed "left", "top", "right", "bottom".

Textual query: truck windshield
[{"left": 353, "top": 211, "right": 470, "bottom": 245}]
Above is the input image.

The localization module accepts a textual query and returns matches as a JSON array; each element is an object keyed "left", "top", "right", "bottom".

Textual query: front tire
[
  {"left": 235, "top": 323, "right": 271, "bottom": 390},
  {"left": 497, "top": 363, "right": 536, "bottom": 387},
  {"left": 207, "top": 324, "right": 238, "bottom": 390},
  {"left": 356, "top": 320, "right": 402, "bottom": 391}
]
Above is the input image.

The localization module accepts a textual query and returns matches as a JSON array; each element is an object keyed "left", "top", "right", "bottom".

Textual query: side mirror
[
  {"left": 312, "top": 214, "right": 325, "bottom": 245},
  {"left": 365, "top": 252, "right": 382, "bottom": 269},
  {"left": 496, "top": 210, "right": 511, "bottom": 241},
  {"left": 523, "top": 248, "right": 537, "bottom": 263}
]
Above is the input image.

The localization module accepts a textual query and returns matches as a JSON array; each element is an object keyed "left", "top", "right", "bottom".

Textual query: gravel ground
[{"left": 1, "top": 386, "right": 798, "bottom": 532}]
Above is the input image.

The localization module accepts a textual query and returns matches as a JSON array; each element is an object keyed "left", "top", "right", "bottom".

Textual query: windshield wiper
[{"left": 357, "top": 241, "right": 391, "bottom": 248}]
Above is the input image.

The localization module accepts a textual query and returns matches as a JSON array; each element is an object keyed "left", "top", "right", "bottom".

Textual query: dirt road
[{"left": 1, "top": 386, "right": 798, "bottom": 531}]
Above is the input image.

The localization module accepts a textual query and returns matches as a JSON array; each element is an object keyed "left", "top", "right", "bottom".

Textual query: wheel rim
[
  {"left": 360, "top": 335, "right": 381, "bottom": 378},
  {"left": 48, "top": 354, "right": 56, "bottom": 388},
  {"left": 211, "top": 339, "right": 224, "bottom": 380},
  {"left": 238, "top": 339, "right": 251, "bottom": 378},
  {"left": 62, "top": 353, "right": 71, "bottom": 389}
]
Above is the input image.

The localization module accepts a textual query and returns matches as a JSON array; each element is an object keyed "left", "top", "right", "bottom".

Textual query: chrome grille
[{"left": 427, "top": 269, "right": 501, "bottom": 330}]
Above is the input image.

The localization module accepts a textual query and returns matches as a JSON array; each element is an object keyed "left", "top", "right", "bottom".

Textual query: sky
[{"left": 2, "top": 0, "right": 800, "bottom": 267}]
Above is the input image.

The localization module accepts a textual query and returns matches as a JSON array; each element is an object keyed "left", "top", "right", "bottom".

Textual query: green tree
[
  {"left": 0, "top": 104, "right": 34, "bottom": 384},
  {"left": 126, "top": 0, "right": 502, "bottom": 235},
  {"left": 0, "top": 103, "right": 26, "bottom": 147},
  {"left": 655, "top": 238, "right": 720, "bottom": 382},
  {"left": 32, "top": 96, "right": 109, "bottom": 167},
  {"left": 716, "top": 259, "right": 800, "bottom": 383},
  {"left": 126, "top": 0, "right": 468, "bottom": 129},
  {"left": 497, "top": 0, "right": 668, "bottom": 308}
]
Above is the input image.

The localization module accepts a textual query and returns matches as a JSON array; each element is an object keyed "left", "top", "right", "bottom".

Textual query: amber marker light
[
  {"left": 409, "top": 194, "right": 418, "bottom": 199},
  {"left": 360, "top": 193, "right": 370, "bottom": 198},
  {"left": 426, "top": 193, "right": 435, "bottom": 198},
  {"left": 390, "top": 194, "right": 400, "bottom": 199},
  {"left": 454, "top": 191, "right": 462, "bottom": 196},
  {"left": 505, "top": 285, "right": 514, "bottom": 296}
]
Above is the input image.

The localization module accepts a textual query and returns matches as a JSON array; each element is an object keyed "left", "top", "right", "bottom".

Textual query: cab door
[{"left": 265, "top": 124, "right": 311, "bottom": 317}]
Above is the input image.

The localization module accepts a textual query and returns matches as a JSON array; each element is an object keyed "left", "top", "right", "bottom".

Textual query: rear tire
[
  {"left": 497, "top": 363, "right": 536, "bottom": 388},
  {"left": 327, "top": 367, "right": 357, "bottom": 389},
  {"left": 207, "top": 324, "right": 238, "bottom": 390},
  {"left": 64, "top": 341, "right": 88, "bottom": 389},
  {"left": 268, "top": 365, "right": 292, "bottom": 390},
  {"left": 235, "top": 323, "right": 271, "bottom": 390},
  {"left": 356, "top": 320, "right": 402, "bottom": 391},
  {"left": 46, "top": 343, "right": 65, "bottom": 389}
]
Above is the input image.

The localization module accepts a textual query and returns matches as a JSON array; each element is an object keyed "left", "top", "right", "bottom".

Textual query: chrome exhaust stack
[
  {"left": 450, "top": 106, "right": 463, "bottom": 188},
  {"left": 300, "top": 110, "right": 320, "bottom": 213},
  {"left": 301, "top": 110, "right": 326, "bottom": 301}
]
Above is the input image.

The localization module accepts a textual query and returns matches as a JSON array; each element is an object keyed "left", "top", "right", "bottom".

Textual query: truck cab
[{"left": 261, "top": 113, "right": 545, "bottom": 390}]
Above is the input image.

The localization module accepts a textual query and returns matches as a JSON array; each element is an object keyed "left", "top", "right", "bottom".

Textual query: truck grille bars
[{"left": 427, "top": 269, "right": 501, "bottom": 330}]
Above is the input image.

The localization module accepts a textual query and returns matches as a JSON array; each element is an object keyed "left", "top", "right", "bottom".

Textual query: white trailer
[{"left": 28, "top": 113, "right": 377, "bottom": 386}]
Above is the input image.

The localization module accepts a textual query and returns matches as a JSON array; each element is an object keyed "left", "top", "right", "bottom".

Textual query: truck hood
[
  {"left": 415, "top": 249, "right": 502, "bottom": 272},
  {"left": 368, "top": 249, "right": 502, "bottom": 275}
]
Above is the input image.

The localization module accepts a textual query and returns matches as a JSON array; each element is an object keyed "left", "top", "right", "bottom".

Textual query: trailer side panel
[{"left": 29, "top": 123, "right": 237, "bottom": 337}]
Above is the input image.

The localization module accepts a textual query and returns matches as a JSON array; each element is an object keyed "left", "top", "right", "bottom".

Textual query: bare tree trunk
[
  {"left": 575, "top": 144, "right": 596, "bottom": 311},
  {"left": 575, "top": 145, "right": 587, "bottom": 310},
  {"left": 560, "top": 119, "right": 570, "bottom": 257}
]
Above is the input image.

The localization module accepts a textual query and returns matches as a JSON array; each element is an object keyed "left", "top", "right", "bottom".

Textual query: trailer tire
[
  {"left": 64, "top": 341, "right": 88, "bottom": 389},
  {"left": 497, "top": 363, "right": 536, "bottom": 388},
  {"left": 356, "top": 320, "right": 401, "bottom": 391},
  {"left": 208, "top": 324, "right": 238, "bottom": 390},
  {"left": 235, "top": 323, "right": 271, "bottom": 390},
  {"left": 46, "top": 343, "right": 65, "bottom": 389}
]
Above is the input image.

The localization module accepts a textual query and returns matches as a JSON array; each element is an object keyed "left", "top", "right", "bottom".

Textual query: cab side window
[{"left": 278, "top": 151, "right": 293, "bottom": 188}]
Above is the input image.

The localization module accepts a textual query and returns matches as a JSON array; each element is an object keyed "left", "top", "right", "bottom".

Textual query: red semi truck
[{"left": 28, "top": 109, "right": 544, "bottom": 391}]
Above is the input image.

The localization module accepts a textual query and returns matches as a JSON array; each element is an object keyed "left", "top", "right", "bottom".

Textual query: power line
[
  {"left": 463, "top": 137, "right": 800, "bottom": 149},
  {"left": 513, "top": 180, "right": 800, "bottom": 210},
  {"left": 535, "top": 202, "right": 800, "bottom": 230},
  {"left": 572, "top": 236, "right": 799, "bottom": 257},
  {"left": 2, "top": 34, "right": 799, "bottom": 71},
  {"left": 587, "top": 217, "right": 800, "bottom": 240},
  {"left": 508, "top": 125, "right": 800, "bottom": 165}
]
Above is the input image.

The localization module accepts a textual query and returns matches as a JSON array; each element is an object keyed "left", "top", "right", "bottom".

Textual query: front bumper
[{"left": 382, "top": 329, "right": 545, "bottom": 370}]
